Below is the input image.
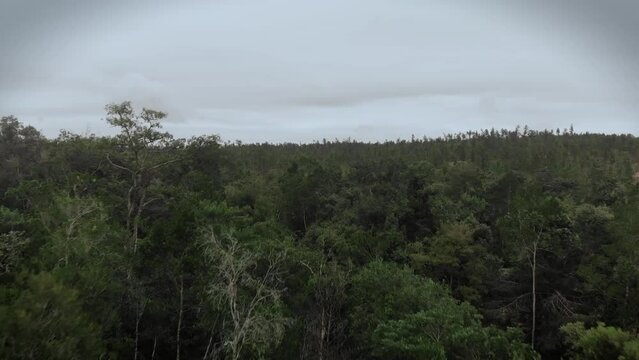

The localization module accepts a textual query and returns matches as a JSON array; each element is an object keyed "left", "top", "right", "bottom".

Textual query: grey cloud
[
  {"left": 1, "top": 0, "right": 637, "bottom": 141},
  {"left": 488, "top": 0, "right": 639, "bottom": 96}
]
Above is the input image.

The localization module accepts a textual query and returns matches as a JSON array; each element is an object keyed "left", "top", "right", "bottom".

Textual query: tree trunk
[
  {"left": 230, "top": 341, "right": 240, "bottom": 360},
  {"left": 132, "top": 187, "right": 145, "bottom": 255},
  {"left": 176, "top": 276, "right": 184, "bottom": 360},
  {"left": 319, "top": 307, "right": 325, "bottom": 360},
  {"left": 151, "top": 337, "right": 157, "bottom": 360},
  {"left": 125, "top": 171, "right": 137, "bottom": 252},
  {"left": 134, "top": 301, "right": 146, "bottom": 360},
  {"left": 203, "top": 334, "right": 213, "bottom": 360},
  {"left": 531, "top": 242, "right": 537, "bottom": 348}
]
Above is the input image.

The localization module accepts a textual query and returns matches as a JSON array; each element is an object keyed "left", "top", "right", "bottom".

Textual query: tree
[
  {"left": 278, "top": 158, "right": 332, "bottom": 236},
  {"left": 372, "top": 309, "right": 538, "bottom": 360},
  {"left": 408, "top": 221, "right": 496, "bottom": 303},
  {"left": 104, "top": 102, "right": 184, "bottom": 359},
  {"left": 0, "top": 206, "right": 29, "bottom": 276},
  {"left": 0, "top": 231, "right": 29, "bottom": 275},
  {"left": 202, "top": 230, "right": 289, "bottom": 360},
  {"left": 561, "top": 322, "right": 639, "bottom": 360},
  {"left": 38, "top": 194, "right": 103, "bottom": 267},
  {"left": 0, "top": 116, "right": 44, "bottom": 196},
  {"left": 497, "top": 189, "right": 578, "bottom": 351},
  {"left": 105, "top": 101, "right": 181, "bottom": 254},
  {"left": 349, "top": 260, "right": 536, "bottom": 359},
  {"left": 0, "top": 273, "right": 106, "bottom": 359},
  {"left": 300, "top": 259, "right": 349, "bottom": 360}
]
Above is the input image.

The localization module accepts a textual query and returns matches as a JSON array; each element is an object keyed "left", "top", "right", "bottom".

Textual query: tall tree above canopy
[
  {"left": 105, "top": 101, "right": 182, "bottom": 254},
  {"left": 105, "top": 102, "right": 174, "bottom": 157},
  {"left": 0, "top": 116, "right": 44, "bottom": 197}
]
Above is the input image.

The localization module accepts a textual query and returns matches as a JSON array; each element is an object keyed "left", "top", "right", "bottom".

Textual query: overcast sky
[{"left": 1, "top": 0, "right": 638, "bottom": 142}]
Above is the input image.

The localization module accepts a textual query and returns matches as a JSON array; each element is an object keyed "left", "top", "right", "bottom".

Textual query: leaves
[
  {"left": 1, "top": 106, "right": 639, "bottom": 359},
  {"left": 561, "top": 322, "right": 639, "bottom": 360},
  {"left": 202, "top": 230, "right": 290, "bottom": 359}
]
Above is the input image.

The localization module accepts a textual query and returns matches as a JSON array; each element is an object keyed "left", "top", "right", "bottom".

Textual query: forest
[{"left": 1, "top": 101, "right": 639, "bottom": 359}]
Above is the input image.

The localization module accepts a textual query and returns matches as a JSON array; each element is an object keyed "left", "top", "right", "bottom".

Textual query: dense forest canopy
[{"left": 1, "top": 102, "right": 639, "bottom": 359}]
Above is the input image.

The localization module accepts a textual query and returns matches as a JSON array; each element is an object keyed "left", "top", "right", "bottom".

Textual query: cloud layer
[{"left": 1, "top": 0, "right": 638, "bottom": 142}]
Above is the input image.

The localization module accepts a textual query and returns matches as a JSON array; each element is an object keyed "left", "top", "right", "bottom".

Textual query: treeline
[{"left": 1, "top": 102, "right": 639, "bottom": 359}]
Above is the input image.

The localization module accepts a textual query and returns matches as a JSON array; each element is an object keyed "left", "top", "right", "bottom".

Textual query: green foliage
[
  {"left": 0, "top": 273, "right": 106, "bottom": 359},
  {"left": 0, "top": 116, "right": 44, "bottom": 195},
  {"left": 561, "top": 322, "right": 639, "bottom": 360},
  {"left": 349, "top": 260, "right": 450, "bottom": 344},
  {"left": 0, "top": 231, "right": 29, "bottom": 275},
  {"left": 105, "top": 101, "right": 174, "bottom": 151},
  {"left": 373, "top": 310, "right": 537, "bottom": 360},
  {"left": 2, "top": 106, "right": 639, "bottom": 359},
  {"left": 202, "top": 230, "right": 290, "bottom": 359},
  {"left": 408, "top": 221, "right": 496, "bottom": 302},
  {"left": 350, "top": 261, "right": 536, "bottom": 359}
]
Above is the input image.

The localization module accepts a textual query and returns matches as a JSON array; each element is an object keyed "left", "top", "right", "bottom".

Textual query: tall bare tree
[{"left": 202, "top": 230, "right": 289, "bottom": 360}]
